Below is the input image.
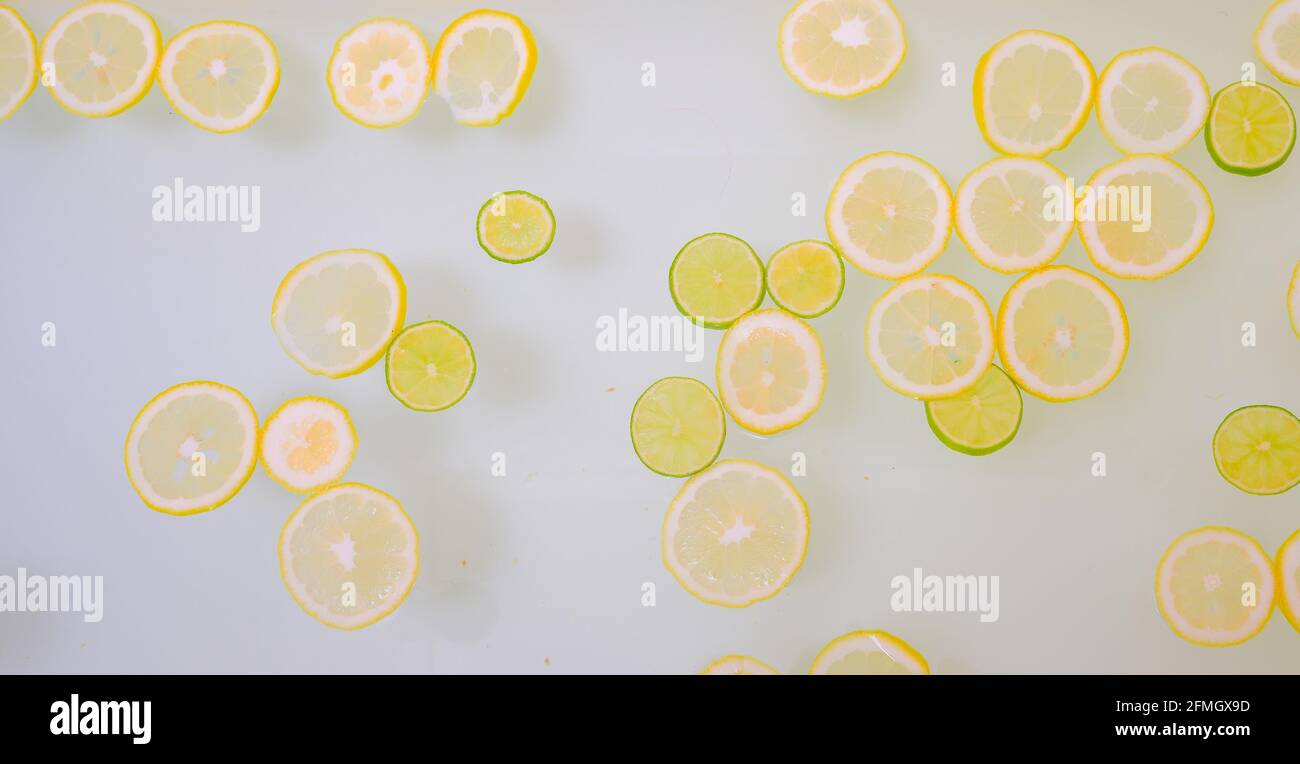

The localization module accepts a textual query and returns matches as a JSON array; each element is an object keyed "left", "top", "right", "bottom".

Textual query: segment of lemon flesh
[
  {"left": 926, "top": 365, "right": 1021, "bottom": 455},
  {"left": 1167, "top": 542, "right": 1259, "bottom": 633},
  {"left": 873, "top": 280, "right": 989, "bottom": 392},
  {"left": 631, "top": 378, "right": 725, "bottom": 478},
  {"left": 842, "top": 166, "right": 940, "bottom": 265},
  {"left": 670, "top": 234, "right": 763, "bottom": 328},
  {"left": 766, "top": 241, "right": 843, "bottom": 317},
  {"left": 1213, "top": 406, "right": 1300, "bottom": 494},
  {"left": 1208, "top": 83, "right": 1295, "bottom": 172},
  {"left": 1091, "top": 169, "right": 1196, "bottom": 269},
  {"left": 386, "top": 322, "right": 475, "bottom": 411},
  {"left": 1009, "top": 279, "right": 1117, "bottom": 389},
  {"left": 330, "top": 20, "right": 429, "bottom": 127},
  {"left": 44, "top": 5, "right": 158, "bottom": 114},
  {"left": 0, "top": 9, "right": 36, "bottom": 119},
  {"left": 729, "top": 327, "right": 813, "bottom": 416},
  {"left": 967, "top": 166, "right": 1058, "bottom": 260},
  {"left": 477, "top": 191, "right": 554, "bottom": 262}
]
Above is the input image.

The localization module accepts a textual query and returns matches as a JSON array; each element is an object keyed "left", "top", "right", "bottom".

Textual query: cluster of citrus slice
[{"left": 703, "top": 630, "right": 930, "bottom": 675}]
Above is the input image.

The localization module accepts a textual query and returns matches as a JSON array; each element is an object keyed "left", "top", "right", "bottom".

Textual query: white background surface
[{"left": 1, "top": 0, "right": 1298, "bottom": 674}]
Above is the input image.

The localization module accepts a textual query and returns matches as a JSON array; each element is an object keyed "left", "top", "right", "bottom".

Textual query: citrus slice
[
  {"left": 1155, "top": 526, "right": 1275, "bottom": 647},
  {"left": 432, "top": 9, "right": 535, "bottom": 126},
  {"left": 476, "top": 190, "right": 555, "bottom": 263},
  {"left": 955, "top": 157, "right": 1072, "bottom": 274},
  {"left": 1289, "top": 261, "right": 1300, "bottom": 339},
  {"left": 1257, "top": 0, "right": 1300, "bottom": 85},
  {"left": 765, "top": 240, "right": 845, "bottom": 318},
  {"left": 662, "top": 459, "right": 809, "bottom": 608},
  {"left": 716, "top": 309, "right": 826, "bottom": 434},
  {"left": 278, "top": 483, "right": 418, "bottom": 630},
  {"left": 925, "top": 364, "right": 1022, "bottom": 456},
  {"left": 809, "top": 631, "right": 929, "bottom": 674},
  {"left": 271, "top": 249, "right": 407, "bottom": 379},
  {"left": 777, "top": 0, "right": 906, "bottom": 98},
  {"left": 996, "top": 266, "right": 1128, "bottom": 402},
  {"left": 326, "top": 18, "right": 430, "bottom": 129},
  {"left": 1205, "top": 81, "right": 1296, "bottom": 176},
  {"left": 702, "top": 655, "right": 779, "bottom": 675},
  {"left": 124, "top": 381, "right": 258, "bottom": 516},
  {"left": 39, "top": 1, "right": 161, "bottom": 117},
  {"left": 157, "top": 21, "right": 279, "bottom": 133},
  {"left": 259, "top": 397, "right": 356, "bottom": 493},
  {"left": 865, "top": 274, "right": 994, "bottom": 400},
  {"left": 974, "top": 30, "right": 1095, "bottom": 157},
  {"left": 630, "top": 377, "right": 725, "bottom": 478},
  {"left": 384, "top": 321, "right": 476, "bottom": 412},
  {"left": 669, "top": 233, "right": 765, "bottom": 329},
  {"left": 1276, "top": 529, "right": 1300, "bottom": 632},
  {"left": 1211, "top": 405, "right": 1300, "bottom": 495},
  {"left": 1076, "top": 155, "right": 1213, "bottom": 279},
  {"left": 0, "top": 6, "right": 37, "bottom": 122},
  {"left": 1096, "top": 48, "right": 1210, "bottom": 155}
]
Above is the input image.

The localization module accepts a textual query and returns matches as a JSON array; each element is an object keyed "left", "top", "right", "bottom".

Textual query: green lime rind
[
  {"left": 765, "top": 240, "right": 846, "bottom": 319},
  {"left": 1205, "top": 82, "right": 1296, "bottom": 177},
  {"left": 1212, "top": 404, "right": 1300, "bottom": 495},
  {"left": 630, "top": 376, "right": 726, "bottom": 478},
  {"left": 924, "top": 364, "right": 1023, "bottom": 456},
  {"left": 668, "top": 232, "right": 766, "bottom": 330},
  {"left": 476, "top": 190, "right": 556, "bottom": 264},
  {"left": 384, "top": 320, "right": 477, "bottom": 412}
]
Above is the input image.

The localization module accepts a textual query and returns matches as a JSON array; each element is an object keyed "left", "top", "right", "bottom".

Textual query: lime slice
[
  {"left": 476, "top": 190, "right": 555, "bottom": 263},
  {"left": 385, "top": 321, "right": 476, "bottom": 412},
  {"left": 432, "top": 9, "right": 535, "bottom": 126},
  {"left": 716, "top": 308, "right": 826, "bottom": 434},
  {"left": 1276, "top": 529, "right": 1300, "bottom": 633},
  {"left": 260, "top": 397, "right": 356, "bottom": 493},
  {"left": 39, "top": 1, "right": 161, "bottom": 117},
  {"left": 1096, "top": 47, "right": 1209, "bottom": 155},
  {"left": 0, "top": 6, "right": 37, "bottom": 122},
  {"left": 630, "top": 377, "right": 725, "bottom": 478},
  {"left": 327, "top": 19, "right": 430, "bottom": 128},
  {"left": 702, "top": 655, "right": 779, "bottom": 675},
  {"left": 925, "top": 364, "right": 1022, "bottom": 456},
  {"left": 1256, "top": 0, "right": 1300, "bottom": 85},
  {"left": 669, "top": 233, "right": 765, "bottom": 329},
  {"left": 1205, "top": 81, "right": 1296, "bottom": 176},
  {"left": 778, "top": 0, "right": 906, "bottom": 98},
  {"left": 810, "top": 631, "right": 929, "bottom": 674},
  {"left": 765, "top": 241, "right": 844, "bottom": 318},
  {"left": 955, "top": 156, "right": 1072, "bottom": 274},
  {"left": 1155, "top": 526, "right": 1275, "bottom": 646},
  {"left": 157, "top": 21, "right": 279, "bottom": 133},
  {"left": 1212, "top": 405, "right": 1300, "bottom": 495},
  {"left": 974, "top": 30, "right": 1095, "bottom": 157}
]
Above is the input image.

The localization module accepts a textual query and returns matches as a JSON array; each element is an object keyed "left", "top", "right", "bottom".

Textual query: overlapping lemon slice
[
  {"left": 39, "top": 0, "right": 161, "bottom": 117},
  {"left": 1155, "top": 527, "right": 1275, "bottom": 647},
  {"left": 810, "top": 631, "right": 930, "bottom": 674},
  {"left": 1257, "top": 0, "right": 1300, "bottom": 85},
  {"left": 716, "top": 309, "right": 826, "bottom": 434},
  {"left": 955, "top": 157, "right": 1072, "bottom": 274},
  {"left": 260, "top": 397, "right": 356, "bottom": 493},
  {"left": 702, "top": 655, "right": 779, "bottom": 675},
  {"left": 1096, "top": 48, "right": 1209, "bottom": 155},
  {"left": 974, "top": 30, "right": 1095, "bottom": 157},
  {"left": 327, "top": 18, "right": 430, "bottom": 128},
  {"left": 0, "top": 6, "right": 36, "bottom": 121},
  {"left": 778, "top": 0, "right": 906, "bottom": 97},
  {"left": 433, "top": 10, "right": 535, "bottom": 126}
]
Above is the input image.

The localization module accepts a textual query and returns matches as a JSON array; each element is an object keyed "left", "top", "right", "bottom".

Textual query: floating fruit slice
[
  {"left": 630, "top": 377, "right": 725, "bottom": 478},
  {"left": 996, "top": 266, "right": 1128, "bottom": 402},
  {"left": 716, "top": 309, "right": 826, "bottom": 434},
  {"left": 662, "top": 460, "right": 809, "bottom": 608},
  {"left": 278, "top": 483, "right": 418, "bottom": 630},
  {"left": 1096, "top": 48, "right": 1209, "bottom": 155},
  {"left": 955, "top": 157, "right": 1072, "bottom": 274},
  {"left": 1076, "top": 155, "right": 1213, "bottom": 279},
  {"left": 974, "top": 30, "right": 1095, "bottom": 157},
  {"left": 326, "top": 18, "right": 430, "bottom": 128},
  {"left": 1205, "top": 81, "right": 1296, "bottom": 176},
  {"left": 1276, "top": 529, "right": 1300, "bottom": 633},
  {"left": 271, "top": 249, "right": 407, "bottom": 379},
  {"left": 810, "top": 631, "right": 929, "bottom": 674},
  {"left": 669, "top": 233, "right": 765, "bottom": 329},
  {"left": 1212, "top": 405, "right": 1300, "bottom": 495},
  {"left": 259, "top": 397, "right": 356, "bottom": 493},
  {"left": 1257, "top": 0, "right": 1300, "bottom": 85},
  {"left": 1155, "top": 527, "right": 1275, "bottom": 647},
  {"left": 157, "top": 21, "right": 279, "bottom": 133},
  {"left": 39, "top": 1, "right": 161, "bottom": 117},
  {"left": 925, "top": 364, "right": 1022, "bottom": 456},
  {"left": 777, "top": 0, "right": 906, "bottom": 98},
  {"left": 476, "top": 190, "right": 555, "bottom": 263},
  {"left": 1290, "top": 262, "right": 1300, "bottom": 339},
  {"left": 432, "top": 9, "right": 535, "bottom": 126},
  {"left": 124, "top": 381, "right": 258, "bottom": 516},
  {"left": 765, "top": 240, "right": 845, "bottom": 318},
  {"left": 865, "top": 274, "right": 994, "bottom": 400},
  {"left": 384, "top": 321, "right": 476, "bottom": 412},
  {"left": 702, "top": 655, "right": 779, "bottom": 675},
  {"left": 0, "top": 6, "right": 37, "bottom": 121}
]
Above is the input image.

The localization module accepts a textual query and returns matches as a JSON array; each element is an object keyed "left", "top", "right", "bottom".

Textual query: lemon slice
[
  {"left": 433, "top": 9, "right": 535, "bottom": 126},
  {"left": 662, "top": 459, "right": 809, "bottom": 608},
  {"left": 810, "top": 631, "right": 929, "bottom": 674},
  {"left": 385, "top": 321, "right": 476, "bottom": 412},
  {"left": 925, "top": 364, "right": 1022, "bottom": 456},
  {"left": 157, "top": 21, "right": 278, "bottom": 133},
  {"left": 1205, "top": 81, "right": 1296, "bottom": 177},
  {"left": 826, "top": 152, "right": 953, "bottom": 279},
  {"left": 1212, "top": 405, "right": 1300, "bottom": 495},
  {"left": 765, "top": 240, "right": 845, "bottom": 318},
  {"left": 974, "top": 30, "right": 1095, "bottom": 157},
  {"left": 1155, "top": 526, "right": 1275, "bottom": 647},
  {"left": 955, "top": 157, "right": 1072, "bottom": 274},
  {"left": 271, "top": 249, "right": 407, "bottom": 378},
  {"left": 669, "top": 233, "right": 765, "bottom": 329},
  {"left": 327, "top": 18, "right": 430, "bottom": 129},
  {"left": 0, "top": 6, "right": 36, "bottom": 122},
  {"left": 477, "top": 190, "right": 555, "bottom": 263},
  {"left": 1096, "top": 48, "right": 1209, "bottom": 155},
  {"left": 996, "top": 266, "right": 1128, "bottom": 402},
  {"left": 124, "top": 381, "right": 258, "bottom": 516},
  {"left": 702, "top": 655, "right": 779, "bottom": 675},
  {"left": 777, "top": 0, "right": 906, "bottom": 98},
  {"left": 259, "top": 397, "right": 356, "bottom": 493},
  {"left": 39, "top": 1, "right": 161, "bottom": 117},
  {"left": 1289, "top": 261, "right": 1300, "bottom": 339},
  {"left": 716, "top": 309, "right": 826, "bottom": 434},
  {"left": 1276, "top": 529, "right": 1300, "bottom": 633},
  {"left": 630, "top": 377, "right": 726, "bottom": 478},
  {"left": 1257, "top": 0, "right": 1300, "bottom": 85},
  {"left": 279, "top": 483, "right": 418, "bottom": 630},
  {"left": 1076, "top": 155, "right": 1213, "bottom": 280},
  {"left": 865, "top": 273, "right": 994, "bottom": 400}
]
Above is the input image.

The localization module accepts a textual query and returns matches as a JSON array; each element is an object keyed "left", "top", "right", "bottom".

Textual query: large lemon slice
[
  {"left": 39, "top": 0, "right": 161, "bottom": 117},
  {"left": 1155, "top": 527, "right": 1274, "bottom": 647},
  {"left": 955, "top": 156, "right": 1072, "bottom": 274},
  {"left": 777, "top": 0, "right": 906, "bottom": 97},
  {"left": 0, "top": 6, "right": 36, "bottom": 121},
  {"left": 716, "top": 308, "right": 826, "bottom": 434},
  {"left": 974, "top": 30, "right": 1095, "bottom": 157},
  {"left": 327, "top": 18, "right": 430, "bottom": 128},
  {"left": 157, "top": 21, "right": 279, "bottom": 133},
  {"left": 702, "top": 655, "right": 779, "bottom": 675},
  {"left": 1212, "top": 405, "right": 1300, "bottom": 496},
  {"left": 1257, "top": 0, "right": 1300, "bottom": 85},
  {"left": 433, "top": 9, "right": 535, "bottom": 126},
  {"left": 810, "top": 631, "right": 930, "bottom": 674},
  {"left": 260, "top": 397, "right": 356, "bottom": 494},
  {"left": 1276, "top": 529, "right": 1300, "bottom": 633},
  {"left": 1096, "top": 48, "right": 1209, "bottom": 155}
]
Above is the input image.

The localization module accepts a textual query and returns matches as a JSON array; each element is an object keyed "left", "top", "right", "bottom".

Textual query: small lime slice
[
  {"left": 765, "top": 241, "right": 844, "bottom": 318},
  {"left": 1212, "top": 405, "right": 1300, "bottom": 495},
  {"left": 385, "top": 321, "right": 476, "bottom": 411},
  {"left": 668, "top": 233, "right": 765, "bottom": 329},
  {"left": 630, "top": 377, "right": 725, "bottom": 477},
  {"left": 924, "top": 364, "right": 1022, "bottom": 456},
  {"left": 476, "top": 190, "right": 555, "bottom": 263},
  {"left": 1205, "top": 82, "right": 1296, "bottom": 176}
]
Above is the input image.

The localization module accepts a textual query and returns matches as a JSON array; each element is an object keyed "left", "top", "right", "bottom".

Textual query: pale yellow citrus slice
[
  {"left": 702, "top": 655, "right": 780, "bottom": 675},
  {"left": 259, "top": 397, "right": 357, "bottom": 493},
  {"left": 39, "top": 0, "right": 161, "bottom": 117},
  {"left": 1212, "top": 405, "right": 1300, "bottom": 495},
  {"left": 1290, "top": 261, "right": 1300, "bottom": 339},
  {"left": 974, "top": 30, "right": 1095, "bottom": 157},
  {"left": 1276, "top": 529, "right": 1300, "bottom": 633},
  {"left": 385, "top": 321, "right": 476, "bottom": 412},
  {"left": 0, "top": 6, "right": 37, "bottom": 122},
  {"left": 955, "top": 156, "right": 1072, "bottom": 274},
  {"left": 1257, "top": 0, "right": 1300, "bottom": 85},
  {"left": 669, "top": 233, "right": 766, "bottom": 330},
  {"left": 157, "top": 21, "right": 278, "bottom": 133},
  {"left": 765, "top": 240, "right": 845, "bottom": 318},
  {"left": 716, "top": 308, "right": 826, "bottom": 434},
  {"left": 327, "top": 18, "right": 430, "bottom": 128},
  {"left": 1096, "top": 48, "right": 1209, "bottom": 155},
  {"left": 432, "top": 9, "right": 535, "bottom": 126},
  {"left": 810, "top": 631, "right": 930, "bottom": 674},
  {"left": 778, "top": 0, "right": 906, "bottom": 97},
  {"left": 1155, "top": 526, "right": 1275, "bottom": 647}
]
